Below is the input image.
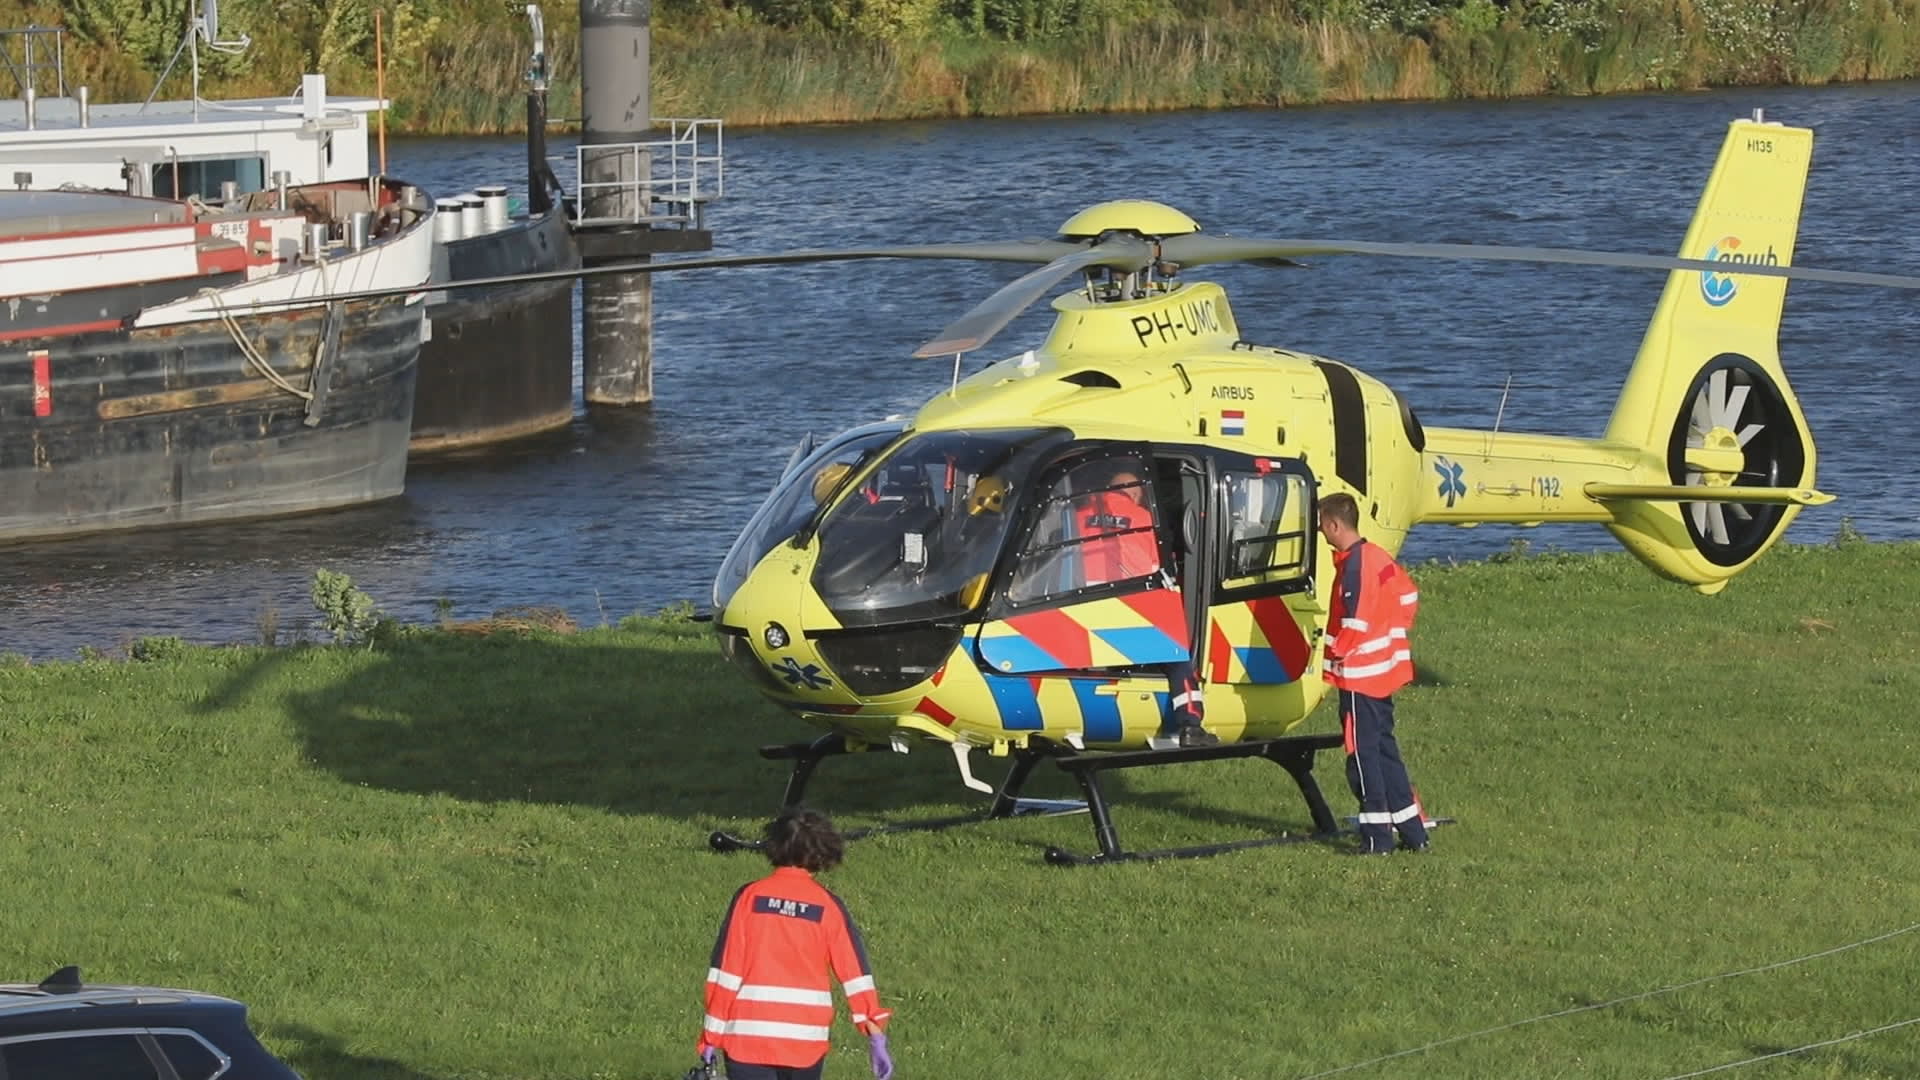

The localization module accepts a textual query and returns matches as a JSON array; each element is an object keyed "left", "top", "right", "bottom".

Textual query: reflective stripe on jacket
[
  {"left": 1323, "top": 538, "right": 1418, "bottom": 696},
  {"left": 700, "top": 867, "right": 890, "bottom": 1067}
]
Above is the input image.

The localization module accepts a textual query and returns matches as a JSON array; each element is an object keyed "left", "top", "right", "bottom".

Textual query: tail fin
[{"left": 1602, "top": 116, "right": 1822, "bottom": 593}]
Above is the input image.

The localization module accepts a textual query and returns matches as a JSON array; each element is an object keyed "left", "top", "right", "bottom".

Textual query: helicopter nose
[{"left": 715, "top": 544, "right": 863, "bottom": 708}]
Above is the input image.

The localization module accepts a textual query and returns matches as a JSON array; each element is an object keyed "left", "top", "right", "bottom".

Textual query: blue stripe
[
  {"left": 1090, "top": 625, "right": 1188, "bottom": 665},
  {"left": 1236, "top": 645, "right": 1297, "bottom": 685},
  {"left": 977, "top": 633, "right": 1067, "bottom": 674},
  {"left": 984, "top": 673, "right": 1044, "bottom": 730},
  {"left": 1069, "top": 679, "right": 1124, "bottom": 742}
]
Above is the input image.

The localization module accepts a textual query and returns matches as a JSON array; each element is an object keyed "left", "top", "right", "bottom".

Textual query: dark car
[{"left": 0, "top": 966, "right": 301, "bottom": 1079}]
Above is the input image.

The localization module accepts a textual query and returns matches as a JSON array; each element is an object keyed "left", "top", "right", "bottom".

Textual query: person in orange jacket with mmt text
[
  {"left": 1318, "top": 492, "right": 1430, "bottom": 856},
  {"left": 698, "top": 808, "right": 893, "bottom": 1080}
]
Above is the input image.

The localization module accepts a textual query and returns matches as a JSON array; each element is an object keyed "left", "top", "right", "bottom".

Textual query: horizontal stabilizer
[{"left": 1584, "top": 483, "right": 1833, "bottom": 506}]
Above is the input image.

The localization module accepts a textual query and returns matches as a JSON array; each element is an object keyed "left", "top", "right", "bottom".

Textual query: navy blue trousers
[
  {"left": 723, "top": 1056, "right": 825, "bottom": 1080},
  {"left": 1162, "top": 658, "right": 1203, "bottom": 730},
  {"left": 1342, "top": 689, "right": 1429, "bottom": 852}
]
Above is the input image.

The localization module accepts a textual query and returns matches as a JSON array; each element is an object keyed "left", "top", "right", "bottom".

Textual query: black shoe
[
  {"left": 1398, "top": 841, "right": 1432, "bottom": 853},
  {"left": 1175, "top": 726, "right": 1221, "bottom": 748}
]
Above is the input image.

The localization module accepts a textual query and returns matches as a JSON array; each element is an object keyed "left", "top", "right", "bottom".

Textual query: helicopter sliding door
[
  {"left": 1198, "top": 454, "right": 1321, "bottom": 737},
  {"left": 968, "top": 445, "right": 1191, "bottom": 743}
]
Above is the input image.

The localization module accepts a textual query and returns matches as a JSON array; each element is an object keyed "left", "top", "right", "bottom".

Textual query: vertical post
[
  {"left": 579, "top": 0, "right": 655, "bottom": 406},
  {"left": 526, "top": 87, "right": 549, "bottom": 216},
  {"left": 189, "top": 7, "right": 200, "bottom": 121},
  {"left": 525, "top": 3, "right": 552, "bottom": 217},
  {"left": 374, "top": 8, "right": 387, "bottom": 177}
]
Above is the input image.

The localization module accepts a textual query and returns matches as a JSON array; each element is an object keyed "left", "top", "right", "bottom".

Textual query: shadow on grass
[
  {"left": 270, "top": 1022, "right": 448, "bottom": 1080},
  {"left": 204, "top": 626, "right": 1358, "bottom": 854},
  {"left": 204, "top": 628, "right": 1040, "bottom": 825}
]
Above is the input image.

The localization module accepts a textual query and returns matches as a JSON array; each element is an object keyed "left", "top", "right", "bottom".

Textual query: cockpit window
[
  {"left": 810, "top": 427, "right": 1069, "bottom": 628},
  {"left": 713, "top": 421, "right": 905, "bottom": 611}
]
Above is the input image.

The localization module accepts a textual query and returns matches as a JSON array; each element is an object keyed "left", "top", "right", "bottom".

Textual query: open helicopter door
[
  {"left": 968, "top": 445, "right": 1193, "bottom": 747},
  {"left": 1196, "top": 454, "right": 1322, "bottom": 738}
]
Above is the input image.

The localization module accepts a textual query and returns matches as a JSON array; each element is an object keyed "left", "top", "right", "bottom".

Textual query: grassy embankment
[
  {"left": 3, "top": 0, "right": 1918, "bottom": 133},
  {"left": 2, "top": 539, "right": 1918, "bottom": 1078}
]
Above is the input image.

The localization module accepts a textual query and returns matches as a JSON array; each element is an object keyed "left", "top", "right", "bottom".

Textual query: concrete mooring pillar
[{"left": 580, "top": 0, "right": 654, "bottom": 405}]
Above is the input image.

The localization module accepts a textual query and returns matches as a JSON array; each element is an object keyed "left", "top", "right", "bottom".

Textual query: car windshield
[
  {"left": 810, "top": 427, "right": 1069, "bottom": 627},
  {"left": 712, "top": 420, "right": 906, "bottom": 611}
]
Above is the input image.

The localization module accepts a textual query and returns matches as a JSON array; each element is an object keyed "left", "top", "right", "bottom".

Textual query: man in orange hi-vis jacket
[
  {"left": 1074, "top": 464, "right": 1217, "bottom": 749},
  {"left": 1319, "top": 492, "right": 1430, "bottom": 857},
  {"left": 698, "top": 808, "right": 893, "bottom": 1080}
]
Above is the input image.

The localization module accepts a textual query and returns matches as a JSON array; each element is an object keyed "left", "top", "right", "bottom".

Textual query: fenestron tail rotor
[{"left": 1669, "top": 355, "right": 1808, "bottom": 564}]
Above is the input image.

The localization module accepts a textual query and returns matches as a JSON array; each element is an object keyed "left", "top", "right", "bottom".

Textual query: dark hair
[
  {"left": 1319, "top": 492, "right": 1360, "bottom": 531},
  {"left": 762, "top": 807, "right": 845, "bottom": 872}
]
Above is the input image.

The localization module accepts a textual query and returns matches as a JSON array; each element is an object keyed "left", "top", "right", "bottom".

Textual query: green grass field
[{"left": 3, "top": 541, "right": 1918, "bottom": 1079}]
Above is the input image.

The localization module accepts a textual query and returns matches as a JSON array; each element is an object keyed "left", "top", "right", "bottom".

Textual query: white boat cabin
[{"left": 1, "top": 73, "right": 381, "bottom": 199}]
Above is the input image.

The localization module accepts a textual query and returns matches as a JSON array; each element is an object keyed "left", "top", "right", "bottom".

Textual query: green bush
[
  {"left": 310, "top": 568, "right": 381, "bottom": 647},
  {"left": 129, "top": 635, "right": 192, "bottom": 663}
]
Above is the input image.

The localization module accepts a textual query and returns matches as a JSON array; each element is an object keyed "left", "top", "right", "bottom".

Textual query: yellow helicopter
[
  {"left": 234, "top": 111, "right": 1917, "bottom": 862},
  {"left": 693, "top": 111, "right": 1914, "bottom": 865}
]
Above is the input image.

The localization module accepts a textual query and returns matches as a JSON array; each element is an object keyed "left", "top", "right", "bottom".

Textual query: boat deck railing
[
  {"left": 2, "top": 24, "right": 67, "bottom": 99},
  {"left": 571, "top": 118, "right": 724, "bottom": 230}
]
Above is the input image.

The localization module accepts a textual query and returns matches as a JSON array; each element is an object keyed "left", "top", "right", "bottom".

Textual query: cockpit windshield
[
  {"left": 811, "top": 427, "right": 1070, "bottom": 628},
  {"left": 712, "top": 420, "right": 906, "bottom": 611}
]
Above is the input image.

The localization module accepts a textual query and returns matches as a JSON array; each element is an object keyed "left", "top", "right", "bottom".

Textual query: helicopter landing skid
[
  {"left": 1038, "top": 733, "right": 1348, "bottom": 866},
  {"left": 706, "top": 734, "right": 1088, "bottom": 854},
  {"left": 708, "top": 731, "right": 1373, "bottom": 865}
]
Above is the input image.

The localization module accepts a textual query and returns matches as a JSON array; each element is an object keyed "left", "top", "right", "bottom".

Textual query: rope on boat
[{"left": 198, "top": 252, "right": 342, "bottom": 402}]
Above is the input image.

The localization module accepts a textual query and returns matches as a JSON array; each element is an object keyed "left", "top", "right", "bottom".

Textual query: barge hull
[
  {"left": 1, "top": 298, "right": 422, "bottom": 543},
  {"left": 412, "top": 208, "right": 578, "bottom": 453}
]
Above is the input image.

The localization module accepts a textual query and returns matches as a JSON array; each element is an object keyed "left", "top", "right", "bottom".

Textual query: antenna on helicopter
[
  {"left": 1489, "top": 371, "right": 1513, "bottom": 454},
  {"left": 144, "top": 0, "right": 252, "bottom": 118}
]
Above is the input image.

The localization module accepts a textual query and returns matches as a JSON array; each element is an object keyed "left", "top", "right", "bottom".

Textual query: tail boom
[{"left": 1409, "top": 116, "right": 1824, "bottom": 594}]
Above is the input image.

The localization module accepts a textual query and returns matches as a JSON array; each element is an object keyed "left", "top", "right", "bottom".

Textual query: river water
[{"left": 4, "top": 82, "right": 1917, "bottom": 657}]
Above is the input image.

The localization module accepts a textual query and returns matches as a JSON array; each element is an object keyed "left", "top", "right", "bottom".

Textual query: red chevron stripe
[
  {"left": 1246, "top": 596, "right": 1311, "bottom": 679},
  {"left": 917, "top": 696, "right": 957, "bottom": 726},
  {"left": 1003, "top": 608, "right": 1093, "bottom": 670},
  {"left": 1207, "top": 618, "right": 1232, "bottom": 683},
  {"left": 1119, "top": 588, "right": 1189, "bottom": 648}
]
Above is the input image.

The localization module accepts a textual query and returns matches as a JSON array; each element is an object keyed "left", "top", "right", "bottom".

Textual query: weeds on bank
[{"left": 10, "top": 0, "right": 1920, "bottom": 133}]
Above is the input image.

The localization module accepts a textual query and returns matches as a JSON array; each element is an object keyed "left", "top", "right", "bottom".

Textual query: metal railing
[
  {"left": 1, "top": 24, "right": 66, "bottom": 98},
  {"left": 572, "top": 118, "right": 724, "bottom": 229}
]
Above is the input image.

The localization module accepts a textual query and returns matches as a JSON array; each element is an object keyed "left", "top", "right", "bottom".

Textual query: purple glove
[
  {"left": 700, "top": 1047, "right": 716, "bottom": 1065},
  {"left": 868, "top": 1032, "right": 894, "bottom": 1080}
]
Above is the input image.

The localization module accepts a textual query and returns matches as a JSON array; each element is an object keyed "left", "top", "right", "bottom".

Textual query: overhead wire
[
  {"left": 1294, "top": 921, "right": 1920, "bottom": 1079},
  {"left": 1653, "top": 1015, "right": 1920, "bottom": 1079}
]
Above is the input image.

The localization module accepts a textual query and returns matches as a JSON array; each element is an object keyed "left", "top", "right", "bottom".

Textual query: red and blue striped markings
[
  {"left": 976, "top": 590, "right": 1191, "bottom": 674},
  {"left": 1207, "top": 596, "right": 1311, "bottom": 685}
]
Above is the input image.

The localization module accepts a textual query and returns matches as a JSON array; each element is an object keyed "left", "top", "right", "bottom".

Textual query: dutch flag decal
[{"left": 1220, "top": 409, "right": 1246, "bottom": 436}]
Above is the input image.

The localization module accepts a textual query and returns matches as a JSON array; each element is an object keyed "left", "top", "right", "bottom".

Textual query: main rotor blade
[
  {"left": 213, "top": 238, "right": 1087, "bottom": 315},
  {"left": 1159, "top": 234, "right": 1920, "bottom": 291},
  {"left": 910, "top": 238, "right": 1153, "bottom": 358}
]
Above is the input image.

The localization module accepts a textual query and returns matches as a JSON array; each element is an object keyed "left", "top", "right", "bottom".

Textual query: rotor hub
[
  {"left": 1686, "top": 428, "right": 1745, "bottom": 486},
  {"left": 1056, "top": 200, "right": 1201, "bottom": 241}
]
